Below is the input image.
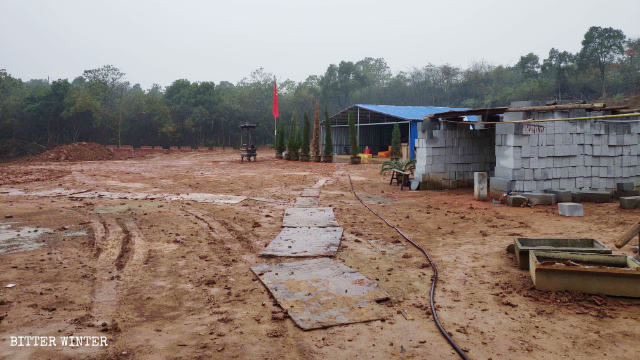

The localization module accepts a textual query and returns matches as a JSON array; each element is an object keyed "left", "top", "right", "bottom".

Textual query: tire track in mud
[
  {"left": 184, "top": 208, "right": 256, "bottom": 253},
  {"left": 90, "top": 216, "right": 149, "bottom": 325},
  {"left": 117, "top": 218, "right": 150, "bottom": 273},
  {"left": 90, "top": 217, "right": 122, "bottom": 324}
]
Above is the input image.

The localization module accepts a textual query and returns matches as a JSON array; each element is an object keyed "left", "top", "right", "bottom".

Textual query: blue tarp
[
  {"left": 410, "top": 121, "right": 418, "bottom": 159},
  {"left": 354, "top": 104, "right": 478, "bottom": 122},
  {"left": 352, "top": 104, "right": 478, "bottom": 160}
]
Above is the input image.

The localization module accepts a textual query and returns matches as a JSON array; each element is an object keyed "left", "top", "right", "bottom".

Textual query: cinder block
[
  {"left": 617, "top": 182, "right": 634, "bottom": 191},
  {"left": 474, "top": 172, "right": 488, "bottom": 201},
  {"left": 506, "top": 195, "right": 527, "bottom": 207},
  {"left": 523, "top": 192, "right": 557, "bottom": 206},
  {"left": 572, "top": 190, "right": 612, "bottom": 203},
  {"left": 558, "top": 202, "right": 584, "bottom": 217},
  {"left": 619, "top": 196, "right": 640, "bottom": 210}
]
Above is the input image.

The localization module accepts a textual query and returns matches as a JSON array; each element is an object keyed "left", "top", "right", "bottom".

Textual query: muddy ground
[{"left": 0, "top": 150, "right": 639, "bottom": 359}]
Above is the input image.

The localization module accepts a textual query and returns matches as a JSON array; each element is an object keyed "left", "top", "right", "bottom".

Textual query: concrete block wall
[
  {"left": 416, "top": 121, "right": 495, "bottom": 189},
  {"left": 492, "top": 109, "right": 640, "bottom": 193}
]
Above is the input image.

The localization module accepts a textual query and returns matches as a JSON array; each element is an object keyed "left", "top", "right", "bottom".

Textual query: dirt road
[{"left": 1, "top": 151, "right": 639, "bottom": 359}]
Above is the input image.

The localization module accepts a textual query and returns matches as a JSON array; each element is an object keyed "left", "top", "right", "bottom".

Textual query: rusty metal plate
[
  {"left": 282, "top": 208, "right": 338, "bottom": 227},
  {"left": 300, "top": 188, "right": 320, "bottom": 197},
  {"left": 251, "top": 258, "right": 390, "bottom": 330},
  {"left": 295, "top": 197, "right": 319, "bottom": 208},
  {"left": 261, "top": 227, "right": 343, "bottom": 257}
]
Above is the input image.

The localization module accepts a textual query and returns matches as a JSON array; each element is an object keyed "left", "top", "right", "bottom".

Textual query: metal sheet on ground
[
  {"left": 295, "top": 197, "right": 319, "bottom": 208},
  {"left": 261, "top": 227, "right": 343, "bottom": 257},
  {"left": 300, "top": 188, "right": 320, "bottom": 197},
  {"left": 282, "top": 207, "right": 338, "bottom": 227},
  {"left": 251, "top": 258, "right": 390, "bottom": 329}
]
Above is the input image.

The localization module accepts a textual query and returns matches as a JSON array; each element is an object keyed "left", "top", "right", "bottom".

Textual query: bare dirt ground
[{"left": 0, "top": 150, "right": 639, "bottom": 359}]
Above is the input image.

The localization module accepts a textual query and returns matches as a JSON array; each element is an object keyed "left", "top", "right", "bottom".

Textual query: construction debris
[
  {"left": 529, "top": 251, "right": 640, "bottom": 297},
  {"left": 260, "top": 227, "right": 343, "bottom": 257}
]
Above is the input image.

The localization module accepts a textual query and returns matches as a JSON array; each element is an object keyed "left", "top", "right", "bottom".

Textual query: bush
[
  {"left": 275, "top": 121, "right": 286, "bottom": 154},
  {"left": 380, "top": 159, "right": 416, "bottom": 175},
  {"left": 302, "top": 113, "right": 310, "bottom": 156},
  {"left": 323, "top": 106, "right": 333, "bottom": 156},
  {"left": 287, "top": 111, "right": 299, "bottom": 157}
]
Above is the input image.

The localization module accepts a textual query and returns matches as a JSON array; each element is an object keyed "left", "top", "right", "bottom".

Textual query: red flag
[{"left": 272, "top": 79, "right": 279, "bottom": 118}]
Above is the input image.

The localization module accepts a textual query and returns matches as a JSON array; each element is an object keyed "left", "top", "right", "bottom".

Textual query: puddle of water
[
  {"left": 0, "top": 222, "right": 53, "bottom": 254},
  {"left": 64, "top": 230, "right": 88, "bottom": 237}
]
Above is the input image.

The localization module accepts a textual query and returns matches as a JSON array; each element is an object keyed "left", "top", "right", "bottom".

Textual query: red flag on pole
[{"left": 272, "top": 79, "right": 279, "bottom": 118}]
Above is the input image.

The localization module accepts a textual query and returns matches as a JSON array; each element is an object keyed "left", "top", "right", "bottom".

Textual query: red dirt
[
  {"left": 0, "top": 151, "right": 639, "bottom": 359},
  {"left": 34, "top": 142, "right": 115, "bottom": 162}
]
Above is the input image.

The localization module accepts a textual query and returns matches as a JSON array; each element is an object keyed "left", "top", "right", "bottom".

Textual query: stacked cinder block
[
  {"left": 415, "top": 121, "right": 495, "bottom": 189},
  {"left": 491, "top": 106, "right": 640, "bottom": 195}
]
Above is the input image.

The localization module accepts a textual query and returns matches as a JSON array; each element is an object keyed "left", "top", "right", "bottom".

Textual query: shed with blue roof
[{"left": 325, "top": 104, "right": 475, "bottom": 159}]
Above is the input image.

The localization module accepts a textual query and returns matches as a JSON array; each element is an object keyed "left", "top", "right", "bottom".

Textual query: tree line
[{"left": 1, "top": 26, "right": 638, "bottom": 157}]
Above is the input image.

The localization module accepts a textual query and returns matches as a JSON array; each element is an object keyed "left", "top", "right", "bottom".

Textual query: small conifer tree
[
  {"left": 323, "top": 106, "right": 333, "bottom": 156},
  {"left": 302, "top": 113, "right": 310, "bottom": 156}
]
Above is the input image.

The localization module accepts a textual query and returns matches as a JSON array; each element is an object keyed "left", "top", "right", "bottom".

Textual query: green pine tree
[
  {"left": 348, "top": 111, "right": 358, "bottom": 157},
  {"left": 391, "top": 123, "right": 401, "bottom": 159},
  {"left": 287, "top": 111, "right": 299, "bottom": 159},
  {"left": 275, "top": 121, "right": 286, "bottom": 154},
  {"left": 323, "top": 106, "right": 333, "bottom": 156},
  {"left": 302, "top": 113, "right": 310, "bottom": 156}
]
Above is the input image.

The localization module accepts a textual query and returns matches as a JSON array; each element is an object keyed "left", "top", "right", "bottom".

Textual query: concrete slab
[
  {"left": 544, "top": 189, "right": 572, "bottom": 203},
  {"left": 529, "top": 251, "right": 640, "bottom": 297},
  {"left": 489, "top": 177, "right": 514, "bottom": 199},
  {"left": 572, "top": 190, "right": 611, "bottom": 203},
  {"left": 251, "top": 258, "right": 390, "bottom": 329},
  {"left": 506, "top": 195, "right": 527, "bottom": 207},
  {"left": 260, "top": 227, "right": 343, "bottom": 257},
  {"left": 300, "top": 188, "right": 320, "bottom": 197},
  {"left": 617, "top": 182, "right": 635, "bottom": 192},
  {"left": 522, "top": 192, "right": 556, "bottom": 206},
  {"left": 282, "top": 208, "right": 339, "bottom": 227},
  {"left": 474, "top": 172, "right": 488, "bottom": 201},
  {"left": 613, "top": 189, "right": 640, "bottom": 199},
  {"left": 558, "top": 202, "right": 583, "bottom": 216},
  {"left": 620, "top": 196, "right": 640, "bottom": 209},
  {"left": 514, "top": 238, "right": 611, "bottom": 270},
  {"left": 249, "top": 197, "right": 288, "bottom": 204},
  {"left": 1, "top": 187, "right": 247, "bottom": 204},
  {"left": 295, "top": 197, "right": 319, "bottom": 208}
]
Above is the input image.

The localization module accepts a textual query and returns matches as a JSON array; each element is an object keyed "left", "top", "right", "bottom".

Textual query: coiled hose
[{"left": 347, "top": 174, "right": 470, "bottom": 360}]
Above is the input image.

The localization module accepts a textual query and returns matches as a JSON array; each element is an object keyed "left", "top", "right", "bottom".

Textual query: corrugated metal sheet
[{"left": 354, "top": 104, "right": 478, "bottom": 121}]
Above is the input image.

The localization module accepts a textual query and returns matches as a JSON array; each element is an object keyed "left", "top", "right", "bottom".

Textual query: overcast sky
[{"left": 2, "top": 0, "right": 640, "bottom": 89}]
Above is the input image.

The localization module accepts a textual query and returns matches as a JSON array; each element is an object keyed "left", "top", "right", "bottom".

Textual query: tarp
[{"left": 354, "top": 104, "right": 478, "bottom": 122}]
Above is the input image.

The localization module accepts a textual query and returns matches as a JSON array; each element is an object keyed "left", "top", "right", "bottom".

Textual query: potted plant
[
  {"left": 322, "top": 106, "right": 333, "bottom": 163},
  {"left": 380, "top": 159, "right": 416, "bottom": 187},
  {"left": 300, "top": 113, "right": 311, "bottom": 162},
  {"left": 390, "top": 123, "right": 402, "bottom": 160},
  {"left": 348, "top": 111, "right": 360, "bottom": 164}
]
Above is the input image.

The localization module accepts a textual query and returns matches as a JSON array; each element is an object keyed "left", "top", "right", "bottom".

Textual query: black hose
[{"left": 347, "top": 174, "right": 470, "bottom": 360}]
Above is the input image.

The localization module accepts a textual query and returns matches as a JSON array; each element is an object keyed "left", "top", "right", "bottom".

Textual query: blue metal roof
[{"left": 354, "top": 104, "right": 478, "bottom": 121}]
